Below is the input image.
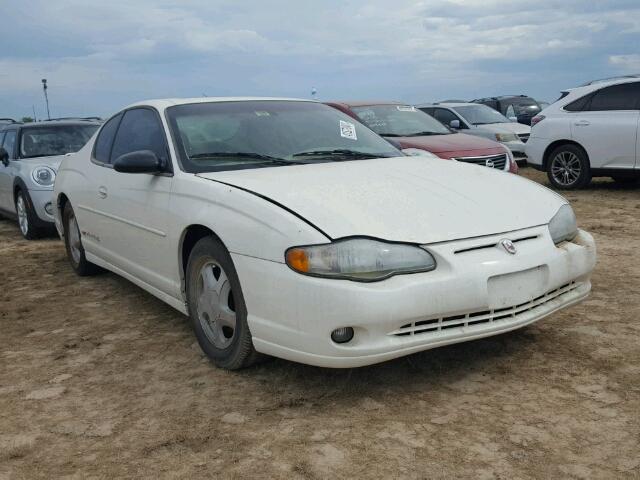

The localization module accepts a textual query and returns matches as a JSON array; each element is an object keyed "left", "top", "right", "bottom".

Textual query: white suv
[{"left": 526, "top": 78, "right": 640, "bottom": 189}]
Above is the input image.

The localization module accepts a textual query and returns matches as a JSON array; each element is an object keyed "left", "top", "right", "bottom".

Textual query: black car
[{"left": 471, "top": 95, "right": 541, "bottom": 125}]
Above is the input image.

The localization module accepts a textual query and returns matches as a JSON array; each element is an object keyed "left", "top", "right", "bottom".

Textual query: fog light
[
  {"left": 45, "top": 202, "right": 53, "bottom": 215},
  {"left": 331, "top": 327, "right": 354, "bottom": 344}
]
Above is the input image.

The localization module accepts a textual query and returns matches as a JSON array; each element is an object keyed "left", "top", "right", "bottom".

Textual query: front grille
[
  {"left": 390, "top": 281, "right": 581, "bottom": 337},
  {"left": 518, "top": 133, "right": 530, "bottom": 143},
  {"left": 455, "top": 154, "right": 507, "bottom": 170}
]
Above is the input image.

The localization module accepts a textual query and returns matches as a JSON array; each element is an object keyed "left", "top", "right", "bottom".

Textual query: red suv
[{"left": 325, "top": 101, "right": 518, "bottom": 173}]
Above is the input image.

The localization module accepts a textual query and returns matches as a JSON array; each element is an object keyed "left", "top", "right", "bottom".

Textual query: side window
[
  {"left": 564, "top": 93, "right": 593, "bottom": 112},
  {"left": 2, "top": 131, "right": 17, "bottom": 158},
  {"left": 433, "top": 108, "right": 460, "bottom": 127},
  {"left": 110, "top": 108, "right": 168, "bottom": 163},
  {"left": 505, "top": 104, "right": 516, "bottom": 118},
  {"left": 419, "top": 108, "right": 435, "bottom": 116},
  {"left": 94, "top": 113, "right": 123, "bottom": 163},
  {"left": 587, "top": 82, "right": 640, "bottom": 111}
]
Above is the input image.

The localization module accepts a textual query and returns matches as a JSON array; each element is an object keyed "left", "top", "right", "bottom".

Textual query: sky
[{"left": 1, "top": 0, "right": 639, "bottom": 120}]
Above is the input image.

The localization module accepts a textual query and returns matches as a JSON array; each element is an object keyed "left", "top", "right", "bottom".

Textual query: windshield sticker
[
  {"left": 254, "top": 111, "right": 270, "bottom": 116},
  {"left": 340, "top": 120, "right": 357, "bottom": 140},
  {"left": 397, "top": 105, "right": 416, "bottom": 112}
]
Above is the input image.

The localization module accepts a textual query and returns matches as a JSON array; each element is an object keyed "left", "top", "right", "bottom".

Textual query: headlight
[
  {"left": 549, "top": 204, "right": 578, "bottom": 245},
  {"left": 32, "top": 166, "right": 56, "bottom": 186},
  {"left": 495, "top": 133, "right": 519, "bottom": 142},
  {"left": 401, "top": 148, "right": 440, "bottom": 160},
  {"left": 285, "top": 238, "right": 436, "bottom": 281}
]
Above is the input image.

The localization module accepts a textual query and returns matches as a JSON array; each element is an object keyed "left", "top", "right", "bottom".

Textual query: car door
[
  {"left": 569, "top": 82, "right": 640, "bottom": 169},
  {"left": 0, "top": 130, "right": 17, "bottom": 212},
  {"left": 432, "top": 108, "right": 467, "bottom": 130},
  {"left": 90, "top": 107, "right": 176, "bottom": 296}
]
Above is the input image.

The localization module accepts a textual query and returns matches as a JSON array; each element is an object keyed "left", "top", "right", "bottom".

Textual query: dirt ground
[{"left": 0, "top": 168, "right": 639, "bottom": 479}]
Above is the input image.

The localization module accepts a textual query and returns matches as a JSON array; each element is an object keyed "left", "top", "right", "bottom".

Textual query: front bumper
[
  {"left": 27, "top": 189, "right": 56, "bottom": 227},
  {"left": 233, "top": 227, "right": 596, "bottom": 368}
]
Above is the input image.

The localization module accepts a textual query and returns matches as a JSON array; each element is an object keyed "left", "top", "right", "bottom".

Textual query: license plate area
[{"left": 487, "top": 266, "right": 549, "bottom": 309}]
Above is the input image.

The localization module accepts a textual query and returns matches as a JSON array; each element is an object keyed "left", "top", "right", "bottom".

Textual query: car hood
[
  {"left": 197, "top": 156, "right": 565, "bottom": 244},
  {"left": 21, "top": 154, "right": 68, "bottom": 171},
  {"left": 488, "top": 122, "right": 531, "bottom": 135},
  {"left": 393, "top": 133, "right": 505, "bottom": 155}
]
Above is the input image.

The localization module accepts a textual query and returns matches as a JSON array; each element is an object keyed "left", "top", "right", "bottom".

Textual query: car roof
[
  {"left": 580, "top": 74, "right": 640, "bottom": 86},
  {"left": 125, "top": 96, "right": 316, "bottom": 111},
  {"left": 324, "top": 100, "right": 403, "bottom": 108},
  {"left": 417, "top": 102, "right": 478, "bottom": 108}
]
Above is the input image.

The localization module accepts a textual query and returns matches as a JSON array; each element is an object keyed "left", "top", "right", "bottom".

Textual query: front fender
[{"left": 170, "top": 175, "right": 330, "bottom": 264}]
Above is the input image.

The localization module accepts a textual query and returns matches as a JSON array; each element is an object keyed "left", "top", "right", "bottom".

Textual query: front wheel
[
  {"left": 15, "top": 190, "right": 44, "bottom": 240},
  {"left": 547, "top": 144, "right": 591, "bottom": 190},
  {"left": 63, "top": 202, "right": 101, "bottom": 276},
  {"left": 186, "top": 236, "right": 260, "bottom": 370}
]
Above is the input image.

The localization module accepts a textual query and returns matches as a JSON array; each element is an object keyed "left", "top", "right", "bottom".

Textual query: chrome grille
[
  {"left": 390, "top": 281, "right": 581, "bottom": 337},
  {"left": 455, "top": 154, "right": 507, "bottom": 170},
  {"left": 518, "top": 133, "right": 530, "bottom": 143}
]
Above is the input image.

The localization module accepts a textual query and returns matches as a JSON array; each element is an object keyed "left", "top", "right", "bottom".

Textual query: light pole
[{"left": 41, "top": 79, "right": 51, "bottom": 120}]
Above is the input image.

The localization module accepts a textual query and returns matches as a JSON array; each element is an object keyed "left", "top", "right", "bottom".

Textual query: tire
[
  {"left": 186, "top": 236, "right": 260, "bottom": 370},
  {"left": 62, "top": 202, "right": 101, "bottom": 276},
  {"left": 15, "top": 190, "right": 45, "bottom": 240},
  {"left": 546, "top": 144, "right": 591, "bottom": 190}
]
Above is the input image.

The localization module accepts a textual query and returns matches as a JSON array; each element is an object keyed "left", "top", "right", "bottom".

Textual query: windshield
[
  {"left": 509, "top": 98, "right": 541, "bottom": 115},
  {"left": 167, "top": 101, "right": 401, "bottom": 173},
  {"left": 452, "top": 105, "right": 511, "bottom": 125},
  {"left": 351, "top": 105, "right": 451, "bottom": 137},
  {"left": 20, "top": 125, "right": 98, "bottom": 158}
]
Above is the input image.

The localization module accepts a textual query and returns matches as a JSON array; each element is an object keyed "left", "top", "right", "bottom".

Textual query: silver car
[
  {"left": 418, "top": 103, "right": 531, "bottom": 164},
  {"left": 0, "top": 119, "right": 100, "bottom": 239}
]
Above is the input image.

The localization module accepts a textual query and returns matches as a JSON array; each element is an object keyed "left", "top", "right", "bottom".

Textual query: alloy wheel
[
  {"left": 16, "top": 194, "right": 29, "bottom": 236},
  {"left": 196, "top": 261, "right": 237, "bottom": 349},
  {"left": 67, "top": 213, "right": 82, "bottom": 265},
  {"left": 551, "top": 151, "right": 581, "bottom": 187}
]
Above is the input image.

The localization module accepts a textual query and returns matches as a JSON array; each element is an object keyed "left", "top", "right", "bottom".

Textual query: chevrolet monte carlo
[{"left": 53, "top": 98, "right": 597, "bottom": 369}]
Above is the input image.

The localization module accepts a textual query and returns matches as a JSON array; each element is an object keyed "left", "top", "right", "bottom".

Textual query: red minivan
[{"left": 326, "top": 101, "right": 518, "bottom": 173}]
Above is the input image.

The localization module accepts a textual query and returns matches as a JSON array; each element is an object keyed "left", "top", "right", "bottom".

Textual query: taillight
[{"left": 531, "top": 115, "right": 545, "bottom": 127}]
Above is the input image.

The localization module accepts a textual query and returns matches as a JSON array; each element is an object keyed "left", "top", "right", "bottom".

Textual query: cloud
[
  {"left": 609, "top": 54, "right": 640, "bottom": 71},
  {"left": 1, "top": 0, "right": 639, "bottom": 117}
]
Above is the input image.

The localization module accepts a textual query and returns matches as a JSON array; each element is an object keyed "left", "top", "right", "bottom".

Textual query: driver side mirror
[
  {"left": 449, "top": 119, "right": 461, "bottom": 129},
  {"left": 0, "top": 147, "right": 9, "bottom": 166},
  {"left": 113, "top": 150, "right": 164, "bottom": 174}
]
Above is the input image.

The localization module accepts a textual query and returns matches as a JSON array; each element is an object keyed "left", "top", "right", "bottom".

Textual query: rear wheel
[
  {"left": 15, "top": 190, "right": 45, "bottom": 240},
  {"left": 63, "top": 202, "right": 101, "bottom": 276},
  {"left": 547, "top": 144, "right": 591, "bottom": 190},
  {"left": 186, "top": 236, "right": 260, "bottom": 370}
]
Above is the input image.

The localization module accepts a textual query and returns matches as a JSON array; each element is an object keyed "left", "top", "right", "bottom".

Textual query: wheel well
[
  {"left": 180, "top": 225, "right": 227, "bottom": 285},
  {"left": 57, "top": 193, "right": 69, "bottom": 215},
  {"left": 542, "top": 140, "right": 589, "bottom": 169},
  {"left": 13, "top": 183, "right": 22, "bottom": 201}
]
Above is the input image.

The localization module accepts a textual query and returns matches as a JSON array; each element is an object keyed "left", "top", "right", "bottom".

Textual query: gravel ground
[{"left": 1, "top": 168, "right": 639, "bottom": 479}]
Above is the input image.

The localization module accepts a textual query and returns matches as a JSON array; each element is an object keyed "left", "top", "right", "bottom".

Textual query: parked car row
[{"left": 0, "top": 96, "right": 597, "bottom": 371}]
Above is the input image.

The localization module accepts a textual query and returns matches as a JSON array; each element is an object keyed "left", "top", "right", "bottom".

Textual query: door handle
[
  {"left": 574, "top": 120, "right": 590, "bottom": 126},
  {"left": 98, "top": 186, "right": 108, "bottom": 199}
]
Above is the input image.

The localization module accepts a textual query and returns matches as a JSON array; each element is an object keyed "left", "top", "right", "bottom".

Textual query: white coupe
[{"left": 53, "top": 98, "right": 597, "bottom": 369}]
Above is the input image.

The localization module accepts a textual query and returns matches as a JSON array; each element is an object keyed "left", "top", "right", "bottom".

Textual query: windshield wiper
[
  {"left": 189, "top": 152, "right": 304, "bottom": 165},
  {"left": 292, "top": 149, "right": 379, "bottom": 160},
  {"left": 377, "top": 133, "right": 403, "bottom": 137},
  {"left": 404, "top": 131, "right": 445, "bottom": 137}
]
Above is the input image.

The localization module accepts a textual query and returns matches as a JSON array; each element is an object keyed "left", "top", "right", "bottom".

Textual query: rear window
[{"left": 20, "top": 125, "right": 98, "bottom": 158}]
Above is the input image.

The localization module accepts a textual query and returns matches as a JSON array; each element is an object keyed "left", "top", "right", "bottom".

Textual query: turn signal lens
[{"left": 285, "top": 248, "right": 310, "bottom": 273}]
